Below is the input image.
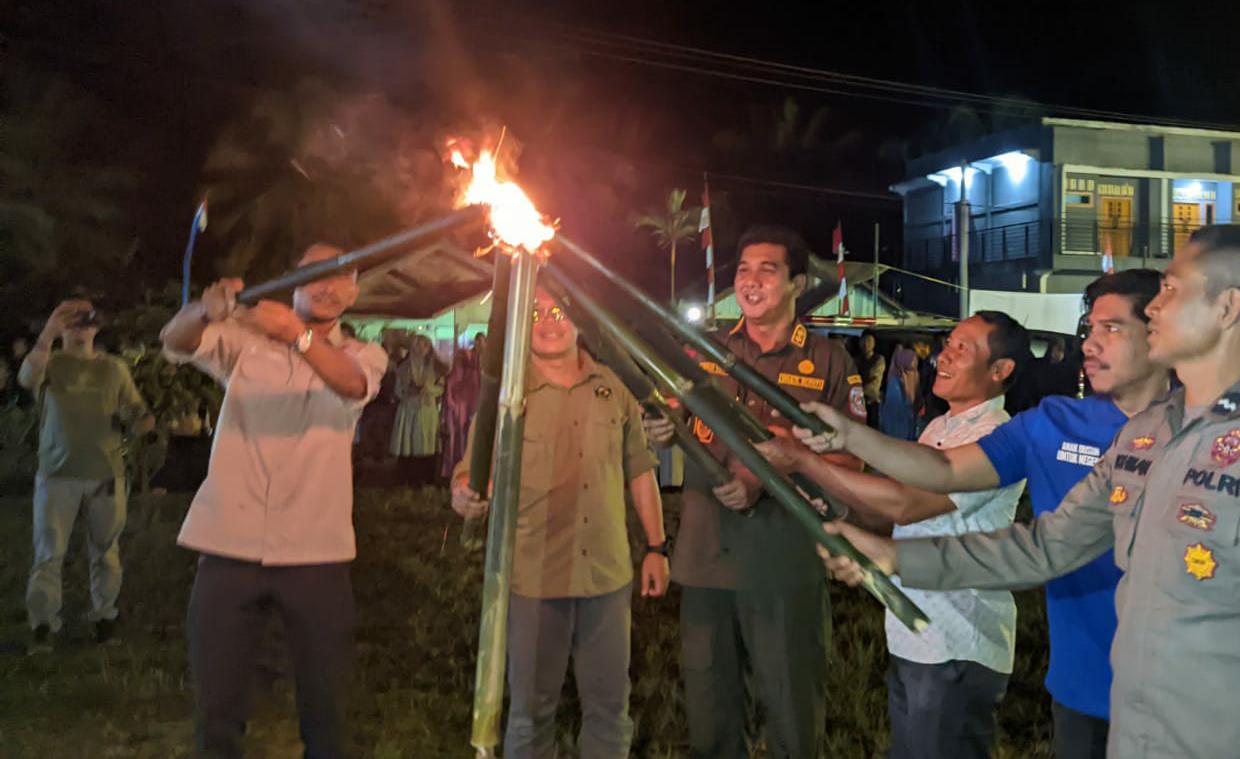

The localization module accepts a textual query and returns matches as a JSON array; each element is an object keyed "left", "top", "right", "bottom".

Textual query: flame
[{"left": 450, "top": 146, "right": 556, "bottom": 254}]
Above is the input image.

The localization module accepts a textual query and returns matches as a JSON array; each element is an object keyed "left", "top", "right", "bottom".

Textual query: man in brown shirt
[
  {"left": 451, "top": 286, "right": 668, "bottom": 759},
  {"left": 646, "top": 225, "right": 867, "bottom": 758}
]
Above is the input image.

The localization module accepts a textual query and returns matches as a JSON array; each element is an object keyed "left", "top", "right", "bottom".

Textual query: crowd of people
[
  {"left": 12, "top": 222, "right": 1240, "bottom": 759},
  {"left": 354, "top": 328, "right": 487, "bottom": 487}
]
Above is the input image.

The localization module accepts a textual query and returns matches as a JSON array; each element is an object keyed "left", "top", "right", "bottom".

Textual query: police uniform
[
  {"left": 673, "top": 320, "right": 866, "bottom": 759},
  {"left": 898, "top": 383, "right": 1240, "bottom": 759}
]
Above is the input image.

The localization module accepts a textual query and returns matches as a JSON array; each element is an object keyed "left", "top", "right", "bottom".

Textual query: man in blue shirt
[{"left": 787, "top": 269, "right": 1169, "bottom": 758}]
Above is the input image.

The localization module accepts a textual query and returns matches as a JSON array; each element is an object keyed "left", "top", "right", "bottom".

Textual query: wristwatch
[
  {"left": 292, "top": 328, "right": 314, "bottom": 354},
  {"left": 646, "top": 540, "right": 671, "bottom": 557}
]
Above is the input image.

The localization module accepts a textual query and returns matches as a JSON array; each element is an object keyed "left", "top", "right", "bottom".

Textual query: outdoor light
[
  {"left": 684, "top": 304, "right": 704, "bottom": 323},
  {"left": 994, "top": 151, "right": 1032, "bottom": 183}
]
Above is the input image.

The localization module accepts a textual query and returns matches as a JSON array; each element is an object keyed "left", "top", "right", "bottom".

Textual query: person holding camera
[{"left": 18, "top": 299, "right": 153, "bottom": 652}]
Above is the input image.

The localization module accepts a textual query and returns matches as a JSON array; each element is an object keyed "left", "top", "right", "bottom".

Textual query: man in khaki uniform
[
  {"left": 451, "top": 286, "right": 668, "bottom": 759},
  {"left": 647, "top": 225, "right": 867, "bottom": 758},
  {"left": 811, "top": 225, "right": 1240, "bottom": 759}
]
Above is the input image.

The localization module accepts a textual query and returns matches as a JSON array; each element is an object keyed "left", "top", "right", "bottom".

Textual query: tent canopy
[{"left": 351, "top": 241, "right": 493, "bottom": 319}]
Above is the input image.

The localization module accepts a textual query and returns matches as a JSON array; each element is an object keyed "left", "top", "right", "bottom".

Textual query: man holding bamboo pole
[
  {"left": 451, "top": 286, "right": 668, "bottom": 759},
  {"left": 645, "top": 225, "right": 867, "bottom": 759}
]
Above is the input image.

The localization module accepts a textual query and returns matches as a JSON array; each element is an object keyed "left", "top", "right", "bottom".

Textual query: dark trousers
[
  {"left": 680, "top": 583, "right": 829, "bottom": 759},
  {"left": 887, "top": 656, "right": 1008, "bottom": 759},
  {"left": 504, "top": 584, "right": 633, "bottom": 759},
  {"left": 188, "top": 554, "right": 355, "bottom": 759},
  {"left": 1052, "top": 700, "right": 1109, "bottom": 759}
]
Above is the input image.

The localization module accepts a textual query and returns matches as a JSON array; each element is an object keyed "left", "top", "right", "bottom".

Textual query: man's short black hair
[
  {"left": 973, "top": 310, "right": 1030, "bottom": 390},
  {"left": 736, "top": 224, "right": 811, "bottom": 279},
  {"left": 1083, "top": 269, "right": 1162, "bottom": 324},
  {"left": 1188, "top": 224, "right": 1240, "bottom": 299}
]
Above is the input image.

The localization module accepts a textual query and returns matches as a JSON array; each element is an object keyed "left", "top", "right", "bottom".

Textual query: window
[{"left": 1065, "top": 193, "right": 1094, "bottom": 207}]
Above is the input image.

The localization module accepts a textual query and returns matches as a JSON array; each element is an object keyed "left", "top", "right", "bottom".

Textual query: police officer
[
  {"left": 646, "top": 224, "right": 867, "bottom": 758},
  {"left": 809, "top": 224, "right": 1240, "bottom": 759}
]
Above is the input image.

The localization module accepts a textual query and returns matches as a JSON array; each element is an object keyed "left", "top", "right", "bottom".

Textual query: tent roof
[{"left": 351, "top": 242, "right": 493, "bottom": 319}]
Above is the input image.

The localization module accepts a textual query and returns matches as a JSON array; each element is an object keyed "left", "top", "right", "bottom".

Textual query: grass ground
[{"left": 0, "top": 487, "right": 1054, "bottom": 757}]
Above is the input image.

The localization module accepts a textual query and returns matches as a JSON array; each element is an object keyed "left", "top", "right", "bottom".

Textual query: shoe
[
  {"left": 94, "top": 617, "right": 117, "bottom": 645},
  {"left": 27, "top": 624, "right": 53, "bottom": 655}
]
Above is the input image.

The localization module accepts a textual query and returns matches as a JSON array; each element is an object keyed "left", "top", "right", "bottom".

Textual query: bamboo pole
[
  {"left": 237, "top": 206, "right": 484, "bottom": 305},
  {"left": 543, "top": 277, "right": 731, "bottom": 487},
  {"left": 461, "top": 254, "right": 513, "bottom": 548},
  {"left": 554, "top": 235, "right": 835, "bottom": 438},
  {"left": 546, "top": 265, "right": 929, "bottom": 633},
  {"left": 469, "top": 251, "right": 540, "bottom": 757}
]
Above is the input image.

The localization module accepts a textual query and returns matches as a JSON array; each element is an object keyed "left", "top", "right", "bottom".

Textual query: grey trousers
[
  {"left": 887, "top": 656, "right": 1009, "bottom": 759},
  {"left": 680, "top": 583, "right": 830, "bottom": 759},
  {"left": 26, "top": 474, "right": 126, "bottom": 631},
  {"left": 504, "top": 583, "right": 633, "bottom": 759},
  {"left": 188, "top": 555, "right": 354, "bottom": 759}
]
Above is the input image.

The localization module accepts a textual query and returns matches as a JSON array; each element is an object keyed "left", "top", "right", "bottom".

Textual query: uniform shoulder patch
[
  {"left": 791, "top": 323, "right": 807, "bottom": 348},
  {"left": 693, "top": 417, "right": 714, "bottom": 444},
  {"left": 699, "top": 361, "right": 727, "bottom": 377},
  {"left": 1130, "top": 436, "right": 1155, "bottom": 451},
  {"left": 846, "top": 373, "right": 862, "bottom": 386},
  {"left": 849, "top": 385, "right": 865, "bottom": 418},
  {"left": 1211, "top": 429, "right": 1240, "bottom": 466},
  {"left": 798, "top": 359, "right": 815, "bottom": 374}
]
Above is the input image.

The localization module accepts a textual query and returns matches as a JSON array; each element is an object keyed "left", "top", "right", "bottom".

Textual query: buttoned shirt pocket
[
  {"left": 517, "top": 436, "right": 554, "bottom": 503},
  {"left": 1158, "top": 486, "right": 1240, "bottom": 601}
]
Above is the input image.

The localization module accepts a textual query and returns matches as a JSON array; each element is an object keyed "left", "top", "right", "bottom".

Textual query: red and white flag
[
  {"left": 1101, "top": 233, "right": 1115, "bottom": 274},
  {"left": 700, "top": 179, "right": 715, "bottom": 308},
  {"left": 833, "top": 222, "right": 849, "bottom": 315}
]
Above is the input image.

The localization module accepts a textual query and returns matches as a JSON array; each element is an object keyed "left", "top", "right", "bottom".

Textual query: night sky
[{"left": 5, "top": 0, "right": 1240, "bottom": 314}]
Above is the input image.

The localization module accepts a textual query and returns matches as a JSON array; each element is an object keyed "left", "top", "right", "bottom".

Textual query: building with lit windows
[{"left": 892, "top": 118, "right": 1240, "bottom": 315}]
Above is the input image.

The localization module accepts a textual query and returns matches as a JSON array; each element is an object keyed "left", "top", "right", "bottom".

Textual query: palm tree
[{"left": 634, "top": 188, "right": 700, "bottom": 304}]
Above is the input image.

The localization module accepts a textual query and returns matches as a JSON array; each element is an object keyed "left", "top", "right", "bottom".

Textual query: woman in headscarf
[
  {"left": 879, "top": 344, "right": 920, "bottom": 441},
  {"left": 391, "top": 334, "right": 444, "bottom": 484},
  {"left": 438, "top": 332, "right": 485, "bottom": 480}
]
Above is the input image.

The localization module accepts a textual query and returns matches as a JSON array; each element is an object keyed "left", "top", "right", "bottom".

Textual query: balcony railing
[{"left": 904, "top": 218, "right": 1196, "bottom": 273}]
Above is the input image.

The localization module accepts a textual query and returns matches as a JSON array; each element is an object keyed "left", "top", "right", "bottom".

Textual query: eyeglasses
[{"left": 532, "top": 306, "right": 566, "bottom": 323}]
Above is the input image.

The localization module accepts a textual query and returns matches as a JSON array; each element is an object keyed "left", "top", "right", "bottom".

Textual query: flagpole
[
  {"left": 702, "top": 173, "right": 716, "bottom": 327},
  {"left": 873, "top": 222, "right": 880, "bottom": 321}
]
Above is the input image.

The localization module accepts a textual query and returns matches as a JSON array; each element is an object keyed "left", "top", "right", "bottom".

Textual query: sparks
[{"left": 450, "top": 145, "right": 556, "bottom": 254}]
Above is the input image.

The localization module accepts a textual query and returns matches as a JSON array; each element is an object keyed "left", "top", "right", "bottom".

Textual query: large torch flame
[{"left": 451, "top": 147, "right": 556, "bottom": 254}]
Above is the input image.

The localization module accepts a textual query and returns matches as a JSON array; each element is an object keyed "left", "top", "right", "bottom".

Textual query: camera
[{"left": 69, "top": 309, "right": 102, "bottom": 328}]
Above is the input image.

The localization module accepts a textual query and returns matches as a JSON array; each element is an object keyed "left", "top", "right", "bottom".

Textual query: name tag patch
[
  {"left": 1115, "top": 454, "right": 1152, "bottom": 476},
  {"left": 1177, "top": 503, "right": 1216, "bottom": 531},
  {"left": 1183, "top": 468, "right": 1240, "bottom": 497},
  {"left": 778, "top": 372, "right": 825, "bottom": 391},
  {"left": 1184, "top": 543, "right": 1218, "bottom": 581}
]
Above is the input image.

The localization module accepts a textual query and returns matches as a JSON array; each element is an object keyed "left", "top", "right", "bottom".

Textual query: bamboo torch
[
  {"left": 446, "top": 143, "right": 557, "bottom": 758},
  {"left": 545, "top": 264, "right": 930, "bottom": 633},
  {"left": 470, "top": 249, "right": 540, "bottom": 756}
]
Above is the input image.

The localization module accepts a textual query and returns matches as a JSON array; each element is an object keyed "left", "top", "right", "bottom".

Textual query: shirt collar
[
  {"left": 325, "top": 323, "right": 346, "bottom": 347},
  {"left": 726, "top": 318, "right": 811, "bottom": 357},
  {"left": 526, "top": 350, "right": 605, "bottom": 392},
  {"left": 942, "top": 394, "right": 1006, "bottom": 427}
]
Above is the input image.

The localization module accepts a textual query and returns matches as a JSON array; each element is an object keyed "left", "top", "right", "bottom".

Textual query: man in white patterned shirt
[{"left": 758, "top": 311, "right": 1029, "bottom": 759}]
